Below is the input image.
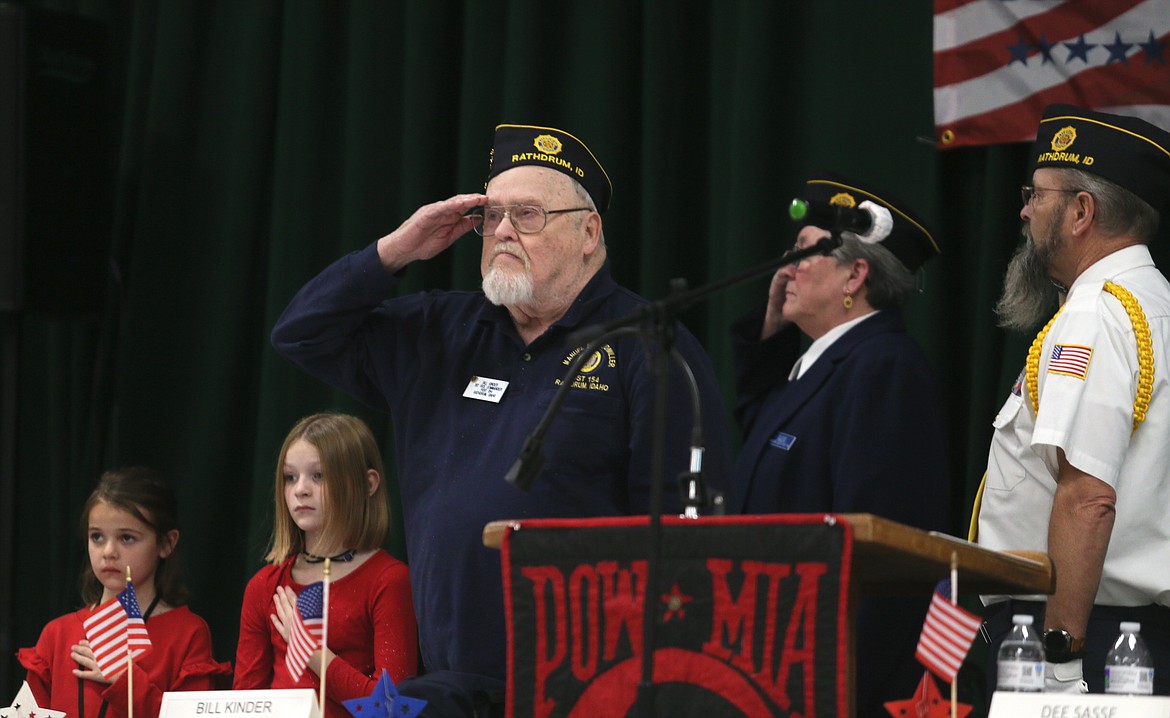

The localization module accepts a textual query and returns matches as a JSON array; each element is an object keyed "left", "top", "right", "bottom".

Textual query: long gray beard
[
  {"left": 994, "top": 236, "right": 1059, "bottom": 331},
  {"left": 482, "top": 267, "right": 534, "bottom": 306}
]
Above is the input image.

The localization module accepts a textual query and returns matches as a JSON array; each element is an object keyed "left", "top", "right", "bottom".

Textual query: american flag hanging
[
  {"left": 82, "top": 581, "right": 153, "bottom": 680},
  {"left": 934, "top": 0, "right": 1170, "bottom": 149}
]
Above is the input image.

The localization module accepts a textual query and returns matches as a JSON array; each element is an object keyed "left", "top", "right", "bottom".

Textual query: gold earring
[{"left": 844, "top": 294, "right": 853, "bottom": 309}]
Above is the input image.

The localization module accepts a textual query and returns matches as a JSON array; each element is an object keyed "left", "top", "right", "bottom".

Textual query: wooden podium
[{"left": 484, "top": 513, "right": 1052, "bottom": 718}]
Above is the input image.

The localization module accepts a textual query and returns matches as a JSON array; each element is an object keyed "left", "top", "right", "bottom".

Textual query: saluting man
[
  {"left": 977, "top": 104, "right": 1170, "bottom": 695},
  {"left": 271, "top": 123, "right": 732, "bottom": 714}
]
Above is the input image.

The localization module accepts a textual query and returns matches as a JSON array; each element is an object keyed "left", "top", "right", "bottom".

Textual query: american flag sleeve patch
[{"left": 1048, "top": 344, "right": 1093, "bottom": 380}]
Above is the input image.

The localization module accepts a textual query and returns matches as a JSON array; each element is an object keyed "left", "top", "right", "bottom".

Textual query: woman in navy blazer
[{"left": 730, "top": 172, "right": 952, "bottom": 717}]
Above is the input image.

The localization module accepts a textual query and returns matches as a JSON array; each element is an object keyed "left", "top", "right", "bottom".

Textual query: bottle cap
[
  {"left": 1120, "top": 621, "right": 1142, "bottom": 633},
  {"left": 1012, "top": 614, "right": 1034, "bottom": 625}
]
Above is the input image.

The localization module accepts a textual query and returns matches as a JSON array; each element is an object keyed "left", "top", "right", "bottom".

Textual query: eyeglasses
[
  {"left": 470, "top": 204, "right": 593, "bottom": 236},
  {"left": 781, "top": 244, "right": 829, "bottom": 270},
  {"left": 1020, "top": 185, "right": 1083, "bottom": 206}
]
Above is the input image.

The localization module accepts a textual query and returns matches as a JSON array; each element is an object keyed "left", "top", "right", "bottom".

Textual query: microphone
[{"left": 788, "top": 198, "right": 893, "bottom": 244}]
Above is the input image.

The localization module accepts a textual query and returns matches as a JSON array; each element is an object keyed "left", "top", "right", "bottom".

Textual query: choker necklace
[{"left": 302, "top": 548, "right": 355, "bottom": 563}]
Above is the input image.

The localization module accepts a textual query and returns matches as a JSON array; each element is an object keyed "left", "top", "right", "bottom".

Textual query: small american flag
[
  {"left": 285, "top": 582, "right": 325, "bottom": 681},
  {"left": 1049, "top": 343, "right": 1093, "bottom": 380},
  {"left": 82, "top": 581, "right": 152, "bottom": 680},
  {"left": 915, "top": 579, "right": 982, "bottom": 682}
]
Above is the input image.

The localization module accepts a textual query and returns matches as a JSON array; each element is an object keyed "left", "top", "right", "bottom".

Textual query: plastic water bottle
[
  {"left": 1105, "top": 621, "right": 1154, "bottom": 695},
  {"left": 997, "top": 614, "right": 1045, "bottom": 692}
]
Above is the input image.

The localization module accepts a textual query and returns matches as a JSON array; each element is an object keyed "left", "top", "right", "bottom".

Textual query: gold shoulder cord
[
  {"left": 969, "top": 282, "right": 1152, "bottom": 542},
  {"left": 1025, "top": 305, "right": 1065, "bottom": 416}
]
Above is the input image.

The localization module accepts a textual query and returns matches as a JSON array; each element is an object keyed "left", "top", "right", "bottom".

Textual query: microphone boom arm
[
  {"left": 567, "top": 234, "right": 842, "bottom": 349},
  {"left": 512, "top": 233, "right": 843, "bottom": 494}
]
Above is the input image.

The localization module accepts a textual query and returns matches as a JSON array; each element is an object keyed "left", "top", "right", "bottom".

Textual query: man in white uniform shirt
[{"left": 977, "top": 103, "right": 1170, "bottom": 695}]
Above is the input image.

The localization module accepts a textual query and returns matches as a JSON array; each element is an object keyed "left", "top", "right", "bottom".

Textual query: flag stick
[
  {"left": 319, "top": 558, "right": 331, "bottom": 715},
  {"left": 950, "top": 552, "right": 958, "bottom": 718},
  {"left": 128, "top": 649, "right": 134, "bottom": 718},
  {"left": 126, "top": 565, "right": 134, "bottom": 718}
]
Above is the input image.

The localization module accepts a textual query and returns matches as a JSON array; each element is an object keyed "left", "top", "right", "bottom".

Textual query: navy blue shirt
[{"left": 271, "top": 243, "right": 732, "bottom": 686}]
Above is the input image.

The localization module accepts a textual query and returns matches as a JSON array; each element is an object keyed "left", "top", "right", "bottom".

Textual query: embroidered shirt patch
[
  {"left": 1011, "top": 368, "right": 1025, "bottom": 396},
  {"left": 1048, "top": 344, "right": 1092, "bottom": 380}
]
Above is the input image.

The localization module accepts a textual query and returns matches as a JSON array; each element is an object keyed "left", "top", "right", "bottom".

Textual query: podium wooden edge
[
  {"left": 483, "top": 519, "right": 515, "bottom": 549},
  {"left": 482, "top": 513, "right": 1053, "bottom": 596},
  {"left": 838, "top": 513, "right": 1053, "bottom": 594}
]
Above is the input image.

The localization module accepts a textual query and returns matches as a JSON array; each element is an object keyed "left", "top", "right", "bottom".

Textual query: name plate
[
  {"left": 160, "top": 689, "right": 320, "bottom": 718},
  {"left": 989, "top": 691, "right": 1170, "bottom": 718}
]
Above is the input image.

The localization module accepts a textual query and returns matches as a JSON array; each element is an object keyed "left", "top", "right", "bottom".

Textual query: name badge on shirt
[{"left": 463, "top": 376, "right": 509, "bottom": 403}]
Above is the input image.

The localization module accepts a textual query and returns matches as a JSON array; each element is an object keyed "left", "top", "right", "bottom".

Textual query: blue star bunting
[
  {"left": 1139, "top": 30, "right": 1167, "bottom": 64},
  {"left": 1104, "top": 31, "right": 1132, "bottom": 64},
  {"left": 343, "top": 670, "right": 428, "bottom": 718},
  {"left": 342, "top": 695, "right": 385, "bottom": 715},
  {"left": 373, "top": 670, "right": 397, "bottom": 705},
  {"left": 1008, "top": 32, "right": 1032, "bottom": 65},
  {"left": 1034, "top": 33, "right": 1056, "bottom": 64},
  {"left": 1063, "top": 34, "right": 1095, "bottom": 64}
]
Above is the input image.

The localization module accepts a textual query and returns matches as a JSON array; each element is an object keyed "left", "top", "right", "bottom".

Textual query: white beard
[{"left": 482, "top": 266, "right": 534, "bottom": 306}]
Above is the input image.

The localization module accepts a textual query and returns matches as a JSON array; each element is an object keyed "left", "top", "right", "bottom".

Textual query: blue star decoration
[
  {"left": 1063, "top": 34, "right": 1096, "bottom": 64},
  {"left": 1008, "top": 31, "right": 1032, "bottom": 66},
  {"left": 344, "top": 670, "right": 428, "bottom": 718},
  {"left": 1007, "top": 28, "right": 1169, "bottom": 69},
  {"left": 1104, "top": 30, "right": 1133, "bottom": 65},
  {"left": 1034, "top": 33, "right": 1056, "bottom": 64},
  {"left": 1140, "top": 30, "right": 1167, "bottom": 64},
  {"left": 342, "top": 693, "right": 385, "bottom": 716}
]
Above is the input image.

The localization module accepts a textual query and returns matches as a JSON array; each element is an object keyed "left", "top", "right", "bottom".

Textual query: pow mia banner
[{"left": 500, "top": 515, "right": 852, "bottom": 718}]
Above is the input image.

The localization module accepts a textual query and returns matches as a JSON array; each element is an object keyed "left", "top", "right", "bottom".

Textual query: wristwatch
[{"left": 1043, "top": 629, "right": 1087, "bottom": 663}]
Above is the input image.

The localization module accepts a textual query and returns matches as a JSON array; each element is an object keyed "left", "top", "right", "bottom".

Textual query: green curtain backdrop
[{"left": 8, "top": 0, "right": 1166, "bottom": 712}]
